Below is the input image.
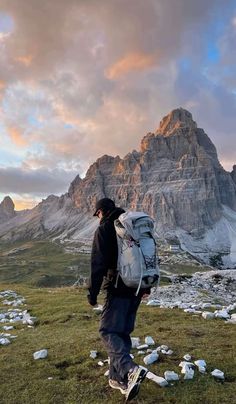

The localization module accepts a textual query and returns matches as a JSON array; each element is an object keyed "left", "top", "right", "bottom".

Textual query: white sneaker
[
  {"left": 125, "top": 366, "right": 147, "bottom": 401},
  {"left": 109, "top": 379, "right": 127, "bottom": 394}
]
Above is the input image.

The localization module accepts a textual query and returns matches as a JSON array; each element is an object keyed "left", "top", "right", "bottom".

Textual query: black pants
[{"left": 99, "top": 294, "right": 141, "bottom": 383}]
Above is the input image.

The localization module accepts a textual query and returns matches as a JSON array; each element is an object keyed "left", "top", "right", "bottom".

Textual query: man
[{"left": 87, "top": 197, "right": 149, "bottom": 401}]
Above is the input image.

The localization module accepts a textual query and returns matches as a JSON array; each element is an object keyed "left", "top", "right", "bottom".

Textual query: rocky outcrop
[
  {"left": 0, "top": 196, "right": 16, "bottom": 223},
  {"left": 231, "top": 165, "right": 236, "bottom": 185},
  {"left": 70, "top": 108, "right": 236, "bottom": 237}
]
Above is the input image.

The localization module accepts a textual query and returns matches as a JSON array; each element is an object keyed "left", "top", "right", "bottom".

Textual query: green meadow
[{"left": 0, "top": 241, "right": 235, "bottom": 403}]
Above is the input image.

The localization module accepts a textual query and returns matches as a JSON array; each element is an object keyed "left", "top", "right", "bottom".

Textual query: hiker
[{"left": 87, "top": 198, "right": 150, "bottom": 401}]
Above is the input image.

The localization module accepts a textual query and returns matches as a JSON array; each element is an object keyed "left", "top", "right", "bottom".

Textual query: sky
[{"left": 0, "top": 0, "right": 236, "bottom": 210}]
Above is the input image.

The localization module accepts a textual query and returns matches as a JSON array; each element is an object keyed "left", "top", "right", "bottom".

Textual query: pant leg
[{"left": 99, "top": 294, "right": 141, "bottom": 381}]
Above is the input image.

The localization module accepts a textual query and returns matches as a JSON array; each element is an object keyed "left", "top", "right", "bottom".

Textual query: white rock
[
  {"left": 213, "top": 304, "right": 222, "bottom": 310},
  {"left": 184, "top": 368, "right": 194, "bottom": 380},
  {"left": 146, "top": 371, "right": 168, "bottom": 387},
  {"left": 98, "top": 361, "right": 104, "bottom": 366},
  {"left": 137, "top": 344, "right": 149, "bottom": 350},
  {"left": 214, "top": 310, "right": 230, "bottom": 319},
  {"left": 2, "top": 326, "right": 14, "bottom": 331},
  {"left": 93, "top": 305, "right": 103, "bottom": 314},
  {"left": 138, "top": 351, "right": 146, "bottom": 355},
  {"left": 89, "top": 350, "right": 97, "bottom": 359},
  {"left": 143, "top": 352, "right": 159, "bottom": 365},
  {"left": 160, "top": 345, "right": 168, "bottom": 351},
  {"left": 0, "top": 337, "right": 11, "bottom": 345},
  {"left": 145, "top": 336, "right": 155, "bottom": 346},
  {"left": 164, "top": 371, "right": 179, "bottom": 381},
  {"left": 228, "top": 313, "right": 236, "bottom": 323},
  {"left": 22, "top": 312, "right": 37, "bottom": 325},
  {"left": 199, "top": 366, "right": 207, "bottom": 373},
  {"left": 33, "top": 349, "right": 48, "bottom": 360},
  {"left": 211, "top": 369, "right": 224, "bottom": 379},
  {"left": 201, "top": 303, "right": 212, "bottom": 309},
  {"left": 146, "top": 300, "right": 160, "bottom": 306},
  {"left": 179, "top": 361, "right": 195, "bottom": 368},
  {"left": 194, "top": 359, "right": 206, "bottom": 368},
  {"left": 130, "top": 354, "right": 134, "bottom": 359},
  {"left": 227, "top": 303, "right": 236, "bottom": 312},
  {"left": 131, "top": 337, "right": 140, "bottom": 348},
  {"left": 202, "top": 312, "right": 215, "bottom": 320},
  {"left": 183, "top": 354, "right": 191, "bottom": 361},
  {"left": 165, "top": 349, "right": 173, "bottom": 355},
  {"left": 104, "top": 370, "right": 109, "bottom": 377}
]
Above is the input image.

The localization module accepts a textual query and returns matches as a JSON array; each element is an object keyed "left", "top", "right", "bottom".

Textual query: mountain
[
  {"left": 0, "top": 108, "right": 236, "bottom": 266},
  {"left": 0, "top": 196, "right": 16, "bottom": 223}
]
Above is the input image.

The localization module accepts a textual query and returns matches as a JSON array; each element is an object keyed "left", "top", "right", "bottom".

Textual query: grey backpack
[{"left": 114, "top": 211, "right": 160, "bottom": 295}]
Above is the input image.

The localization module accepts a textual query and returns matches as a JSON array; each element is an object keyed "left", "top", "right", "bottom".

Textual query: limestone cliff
[
  {"left": 1, "top": 108, "right": 236, "bottom": 266},
  {"left": 70, "top": 108, "right": 236, "bottom": 237}
]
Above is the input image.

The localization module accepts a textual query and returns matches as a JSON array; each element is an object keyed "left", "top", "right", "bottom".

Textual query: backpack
[{"left": 114, "top": 211, "right": 160, "bottom": 295}]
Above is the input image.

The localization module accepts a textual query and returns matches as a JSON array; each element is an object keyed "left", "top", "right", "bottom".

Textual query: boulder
[{"left": 33, "top": 349, "right": 48, "bottom": 360}]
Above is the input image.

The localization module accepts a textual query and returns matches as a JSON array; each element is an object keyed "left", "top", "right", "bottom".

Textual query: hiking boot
[
  {"left": 125, "top": 366, "right": 148, "bottom": 401},
  {"left": 109, "top": 379, "right": 127, "bottom": 394}
]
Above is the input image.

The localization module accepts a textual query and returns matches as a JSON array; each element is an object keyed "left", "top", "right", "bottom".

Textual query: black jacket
[{"left": 88, "top": 207, "right": 148, "bottom": 305}]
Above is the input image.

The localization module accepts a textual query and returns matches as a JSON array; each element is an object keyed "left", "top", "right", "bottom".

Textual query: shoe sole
[
  {"left": 109, "top": 380, "right": 127, "bottom": 395},
  {"left": 125, "top": 382, "right": 140, "bottom": 402}
]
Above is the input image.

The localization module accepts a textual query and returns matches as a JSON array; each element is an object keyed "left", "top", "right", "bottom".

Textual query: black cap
[{"left": 93, "top": 198, "right": 115, "bottom": 216}]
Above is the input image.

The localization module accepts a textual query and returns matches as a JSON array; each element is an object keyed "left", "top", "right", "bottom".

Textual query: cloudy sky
[{"left": 0, "top": 0, "right": 235, "bottom": 210}]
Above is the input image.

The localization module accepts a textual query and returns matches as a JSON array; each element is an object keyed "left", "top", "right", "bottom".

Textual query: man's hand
[{"left": 87, "top": 294, "right": 97, "bottom": 306}]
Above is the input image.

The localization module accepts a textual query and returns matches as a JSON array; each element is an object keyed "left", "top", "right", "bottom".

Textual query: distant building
[
  {"left": 169, "top": 244, "right": 180, "bottom": 252},
  {"left": 78, "top": 246, "right": 91, "bottom": 254}
]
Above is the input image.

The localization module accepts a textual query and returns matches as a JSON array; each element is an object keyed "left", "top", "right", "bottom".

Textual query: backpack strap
[{"left": 135, "top": 245, "right": 144, "bottom": 296}]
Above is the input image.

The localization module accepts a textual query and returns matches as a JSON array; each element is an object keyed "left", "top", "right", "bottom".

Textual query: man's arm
[{"left": 88, "top": 225, "right": 108, "bottom": 306}]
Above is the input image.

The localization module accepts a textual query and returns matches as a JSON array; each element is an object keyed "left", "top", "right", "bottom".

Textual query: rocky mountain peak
[
  {"left": 0, "top": 196, "right": 16, "bottom": 223},
  {"left": 0, "top": 196, "right": 15, "bottom": 212},
  {"left": 156, "top": 108, "right": 197, "bottom": 137},
  {"left": 68, "top": 174, "right": 82, "bottom": 198},
  {"left": 231, "top": 165, "right": 236, "bottom": 184}
]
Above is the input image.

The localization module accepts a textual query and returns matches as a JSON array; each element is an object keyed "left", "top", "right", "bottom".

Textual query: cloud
[
  {"left": 15, "top": 54, "right": 33, "bottom": 67},
  {"left": 0, "top": 0, "right": 235, "bottom": 205},
  {"left": 0, "top": 166, "right": 78, "bottom": 196},
  {"left": 0, "top": 80, "right": 5, "bottom": 89},
  {"left": 106, "top": 52, "right": 157, "bottom": 79},
  {"left": 11, "top": 196, "right": 40, "bottom": 211},
  {"left": 8, "top": 126, "right": 28, "bottom": 147}
]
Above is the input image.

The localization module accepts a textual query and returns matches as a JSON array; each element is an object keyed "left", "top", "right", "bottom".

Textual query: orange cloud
[
  {"left": 8, "top": 127, "right": 28, "bottom": 147},
  {"left": 53, "top": 102, "right": 80, "bottom": 126},
  {"left": 53, "top": 142, "right": 75, "bottom": 155},
  {"left": 0, "top": 80, "right": 6, "bottom": 90},
  {"left": 14, "top": 199, "right": 38, "bottom": 211},
  {"left": 15, "top": 55, "right": 33, "bottom": 67},
  {"left": 106, "top": 52, "right": 156, "bottom": 79}
]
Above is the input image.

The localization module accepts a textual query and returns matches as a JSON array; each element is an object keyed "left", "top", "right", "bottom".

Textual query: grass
[
  {"left": 0, "top": 240, "right": 210, "bottom": 289},
  {"left": 0, "top": 241, "right": 90, "bottom": 287},
  {"left": 0, "top": 284, "right": 235, "bottom": 404}
]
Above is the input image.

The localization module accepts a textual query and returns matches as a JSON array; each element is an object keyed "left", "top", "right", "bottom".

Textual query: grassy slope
[
  {"left": 0, "top": 284, "right": 235, "bottom": 404},
  {"left": 0, "top": 241, "right": 90, "bottom": 287}
]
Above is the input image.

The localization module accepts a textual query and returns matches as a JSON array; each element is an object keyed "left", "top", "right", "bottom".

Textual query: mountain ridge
[{"left": 1, "top": 108, "right": 236, "bottom": 266}]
